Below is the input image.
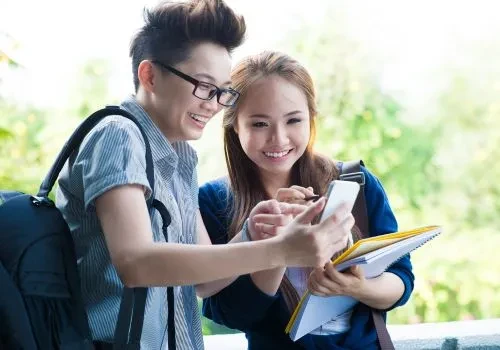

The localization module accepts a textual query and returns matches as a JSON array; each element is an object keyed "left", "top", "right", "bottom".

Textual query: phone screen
[{"left": 318, "top": 180, "right": 360, "bottom": 222}]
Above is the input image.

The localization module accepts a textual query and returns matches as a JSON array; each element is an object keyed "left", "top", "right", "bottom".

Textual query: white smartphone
[{"left": 318, "top": 180, "right": 360, "bottom": 223}]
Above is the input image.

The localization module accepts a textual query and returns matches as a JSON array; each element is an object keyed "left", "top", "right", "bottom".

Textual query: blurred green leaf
[{"left": 0, "top": 127, "right": 13, "bottom": 139}]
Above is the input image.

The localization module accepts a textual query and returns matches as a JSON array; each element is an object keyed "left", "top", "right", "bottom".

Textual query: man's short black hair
[{"left": 130, "top": 0, "right": 246, "bottom": 91}]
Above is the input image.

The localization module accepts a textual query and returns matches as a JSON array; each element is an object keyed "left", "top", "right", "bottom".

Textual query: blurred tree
[
  {"left": 0, "top": 102, "right": 50, "bottom": 194},
  {"left": 0, "top": 31, "right": 20, "bottom": 140},
  {"left": 433, "top": 66, "right": 500, "bottom": 231},
  {"left": 276, "top": 5, "right": 499, "bottom": 327},
  {"left": 399, "top": 40, "right": 500, "bottom": 324},
  {"left": 283, "top": 7, "right": 442, "bottom": 213},
  {"left": 0, "top": 55, "right": 114, "bottom": 194},
  {"left": 0, "top": 31, "right": 21, "bottom": 69},
  {"left": 68, "top": 58, "right": 115, "bottom": 118},
  {"left": 0, "top": 32, "right": 48, "bottom": 194}
]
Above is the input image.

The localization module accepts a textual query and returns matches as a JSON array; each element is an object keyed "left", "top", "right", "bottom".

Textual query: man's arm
[
  {"left": 195, "top": 210, "right": 244, "bottom": 298},
  {"left": 96, "top": 185, "right": 283, "bottom": 287},
  {"left": 95, "top": 184, "right": 353, "bottom": 287}
]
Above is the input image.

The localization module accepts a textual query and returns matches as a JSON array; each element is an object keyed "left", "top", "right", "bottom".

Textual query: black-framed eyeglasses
[{"left": 152, "top": 60, "right": 240, "bottom": 107}]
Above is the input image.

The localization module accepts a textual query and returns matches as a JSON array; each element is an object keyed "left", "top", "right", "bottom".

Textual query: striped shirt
[{"left": 56, "top": 96, "right": 204, "bottom": 350}]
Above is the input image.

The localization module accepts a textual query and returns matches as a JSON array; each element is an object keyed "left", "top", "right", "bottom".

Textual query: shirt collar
[{"left": 120, "top": 95, "right": 198, "bottom": 177}]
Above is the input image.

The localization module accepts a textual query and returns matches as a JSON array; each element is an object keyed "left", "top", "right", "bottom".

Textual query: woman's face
[
  {"left": 149, "top": 41, "right": 233, "bottom": 142},
  {"left": 234, "top": 75, "right": 311, "bottom": 179}
]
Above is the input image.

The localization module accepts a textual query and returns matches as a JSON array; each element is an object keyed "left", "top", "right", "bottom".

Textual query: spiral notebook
[{"left": 285, "top": 225, "right": 442, "bottom": 341}]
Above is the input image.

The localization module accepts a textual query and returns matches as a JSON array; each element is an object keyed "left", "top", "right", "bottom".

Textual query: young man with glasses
[
  {"left": 152, "top": 60, "right": 240, "bottom": 107},
  {"left": 55, "top": 1, "right": 355, "bottom": 349}
]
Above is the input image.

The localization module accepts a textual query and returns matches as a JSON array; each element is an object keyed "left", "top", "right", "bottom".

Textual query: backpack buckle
[
  {"left": 339, "top": 172, "right": 365, "bottom": 186},
  {"left": 30, "top": 196, "right": 55, "bottom": 208}
]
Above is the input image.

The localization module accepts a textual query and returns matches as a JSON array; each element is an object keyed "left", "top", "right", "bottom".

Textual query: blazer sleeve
[{"left": 199, "top": 180, "right": 280, "bottom": 330}]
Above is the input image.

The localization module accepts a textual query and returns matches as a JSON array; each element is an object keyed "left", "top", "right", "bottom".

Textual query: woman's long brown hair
[{"left": 222, "top": 51, "right": 361, "bottom": 313}]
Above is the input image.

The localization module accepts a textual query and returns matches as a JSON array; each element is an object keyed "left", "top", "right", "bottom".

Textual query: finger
[
  {"left": 279, "top": 202, "right": 308, "bottom": 217},
  {"left": 310, "top": 266, "right": 324, "bottom": 277},
  {"left": 350, "top": 265, "right": 364, "bottom": 278},
  {"left": 316, "top": 206, "right": 353, "bottom": 233},
  {"left": 265, "top": 199, "right": 282, "bottom": 214},
  {"left": 252, "top": 199, "right": 282, "bottom": 216},
  {"left": 319, "top": 275, "right": 343, "bottom": 293},
  {"left": 311, "top": 280, "right": 340, "bottom": 296},
  {"left": 313, "top": 214, "right": 354, "bottom": 262},
  {"left": 294, "top": 197, "right": 326, "bottom": 224},
  {"left": 338, "top": 216, "right": 355, "bottom": 246},
  {"left": 253, "top": 213, "right": 291, "bottom": 226},
  {"left": 282, "top": 199, "right": 312, "bottom": 206},
  {"left": 308, "top": 272, "right": 340, "bottom": 296},
  {"left": 343, "top": 215, "right": 355, "bottom": 232},
  {"left": 308, "top": 273, "right": 326, "bottom": 295},
  {"left": 342, "top": 228, "right": 353, "bottom": 247},
  {"left": 309, "top": 284, "right": 330, "bottom": 297},
  {"left": 290, "top": 185, "right": 315, "bottom": 197},
  {"left": 254, "top": 222, "right": 279, "bottom": 236},
  {"left": 276, "top": 188, "right": 306, "bottom": 202},
  {"left": 333, "top": 215, "right": 355, "bottom": 246},
  {"left": 312, "top": 216, "right": 352, "bottom": 254},
  {"left": 324, "top": 262, "right": 337, "bottom": 276},
  {"left": 324, "top": 262, "right": 346, "bottom": 283},
  {"left": 329, "top": 220, "right": 352, "bottom": 248}
]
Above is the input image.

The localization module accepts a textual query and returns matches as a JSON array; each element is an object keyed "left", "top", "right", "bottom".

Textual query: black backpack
[{"left": 0, "top": 106, "right": 176, "bottom": 350}]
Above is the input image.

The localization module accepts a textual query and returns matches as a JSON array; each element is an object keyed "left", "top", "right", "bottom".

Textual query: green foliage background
[
  {"left": 1, "top": 8, "right": 499, "bottom": 337},
  {"left": 279, "top": 15, "right": 500, "bottom": 327}
]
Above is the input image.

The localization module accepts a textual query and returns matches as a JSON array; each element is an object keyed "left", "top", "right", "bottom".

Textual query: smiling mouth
[
  {"left": 263, "top": 149, "right": 292, "bottom": 158},
  {"left": 188, "top": 112, "right": 210, "bottom": 125}
]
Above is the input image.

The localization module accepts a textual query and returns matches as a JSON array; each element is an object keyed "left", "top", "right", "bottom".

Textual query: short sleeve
[{"left": 73, "top": 117, "right": 153, "bottom": 210}]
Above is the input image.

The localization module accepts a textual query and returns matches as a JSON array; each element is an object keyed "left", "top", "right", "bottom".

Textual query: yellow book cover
[{"left": 285, "top": 225, "right": 442, "bottom": 340}]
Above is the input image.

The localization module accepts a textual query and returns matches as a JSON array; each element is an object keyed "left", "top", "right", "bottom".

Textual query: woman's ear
[
  {"left": 137, "top": 60, "right": 156, "bottom": 93},
  {"left": 233, "top": 123, "right": 239, "bottom": 134}
]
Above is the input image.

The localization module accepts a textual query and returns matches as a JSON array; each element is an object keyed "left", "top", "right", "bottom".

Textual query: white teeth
[
  {"left": 264, "top": 150, "right": 290, "bottom": 158},
  {"left": 188, "top": 113, "right": 209, "bottom": 124}
]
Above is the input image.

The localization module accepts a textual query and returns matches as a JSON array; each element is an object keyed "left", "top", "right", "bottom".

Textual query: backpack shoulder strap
[
  {"left": 37, "top": 105, "right": 155, "bottom": 208},
  {"left": 338, "top": 159, "right": 395, "bottom": 350},
  {"left": 114, "top": 200, "right": 175, "bottom": 350},
  {"left": 339, "top": 160, "right": 369, "bottom": 238}
]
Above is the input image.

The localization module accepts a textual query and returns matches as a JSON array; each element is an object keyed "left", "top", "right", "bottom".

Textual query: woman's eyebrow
[
  {"left": 249, "top": 114, "right": 270, "bottom": 119},
  {"left": 249, "top": 110, "right": 304, "bottom": 119},
  {"left": 284, "top": 110, "right": 303, "bottom": 117}
]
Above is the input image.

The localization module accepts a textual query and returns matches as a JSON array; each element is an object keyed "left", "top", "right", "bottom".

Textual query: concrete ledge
[{"left": 203, "top": 318, "right": 500, "bottom": 350}]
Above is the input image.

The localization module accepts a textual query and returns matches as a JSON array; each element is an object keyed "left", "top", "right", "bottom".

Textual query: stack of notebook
[{"left": 285, "top": 225, "right": 442, "bottom": 341}]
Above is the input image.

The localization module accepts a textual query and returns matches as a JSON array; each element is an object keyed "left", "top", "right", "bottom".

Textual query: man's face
[{"left": 148, "top": 42, "right": 232, "bottom": 142}]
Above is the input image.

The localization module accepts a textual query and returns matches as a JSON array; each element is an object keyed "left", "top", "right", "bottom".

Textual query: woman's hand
[
  {"left": 247, "top": 198, "right": 355, "bottom": 268},
  {"left": 247, "top": 199, "right": 307, "bottom": 240},
  {"left": 308, "top": 263, "right": 367, "bottom": 298},
  {"left": 275, "top": 185, "right": 317, "bottom": 206}
]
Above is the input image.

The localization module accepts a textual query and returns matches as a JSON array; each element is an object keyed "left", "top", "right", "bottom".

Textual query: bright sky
[
  {"left": 2, "top": 0, "right": 499, "bottom": 109},
  {"left": 0, "top": 0, "right": 317, "bottom": 107}
]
